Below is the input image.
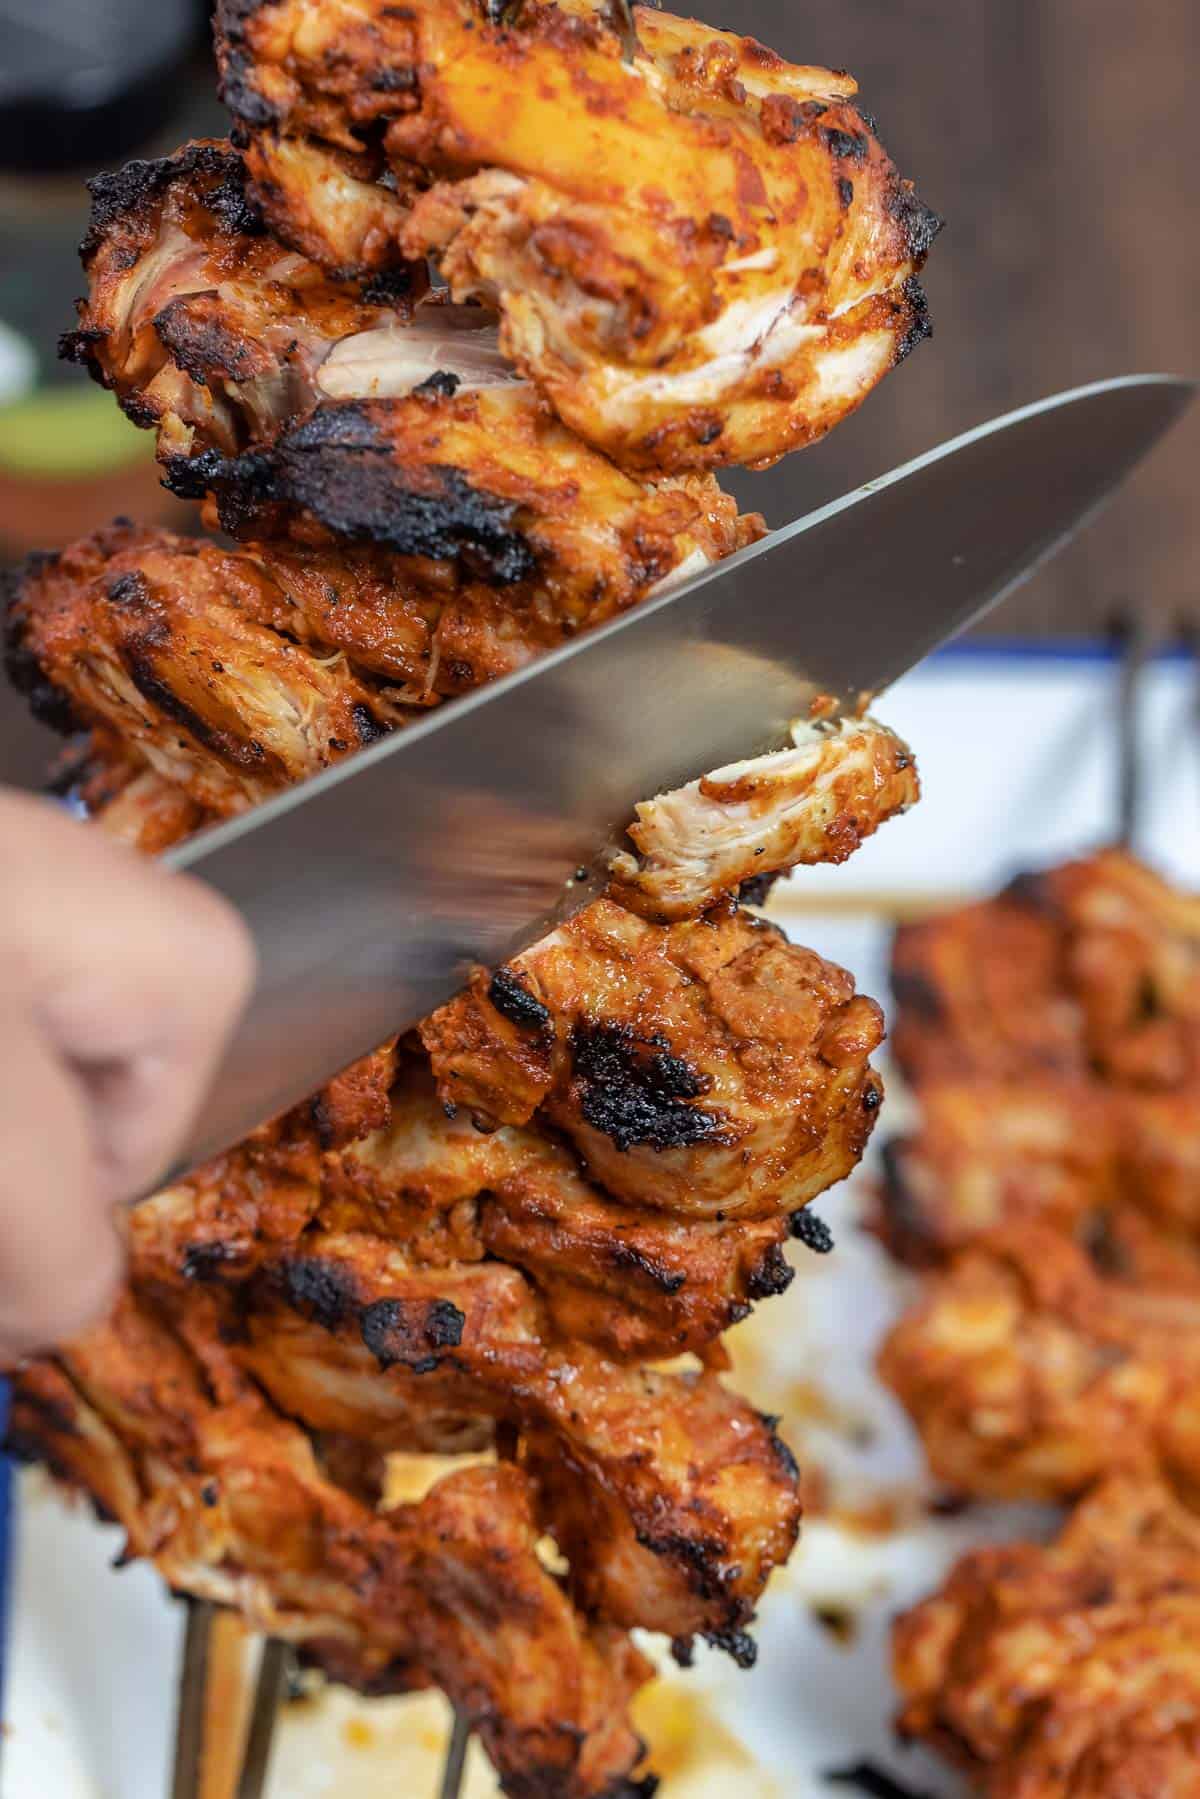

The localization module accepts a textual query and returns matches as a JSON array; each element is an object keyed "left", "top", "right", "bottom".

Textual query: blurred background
[{"left": 0, "top": 0, "right": 1195, "bottom": 636}]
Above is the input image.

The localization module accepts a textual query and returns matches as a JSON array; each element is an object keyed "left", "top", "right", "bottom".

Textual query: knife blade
[{"left": 167, "top": 373, "right": 1193, "bottom": 1169}]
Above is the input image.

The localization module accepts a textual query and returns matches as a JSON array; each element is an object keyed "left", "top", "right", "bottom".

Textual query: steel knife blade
[{"left": 167, "top": 373, "right": 1194, "bottom": 1169}]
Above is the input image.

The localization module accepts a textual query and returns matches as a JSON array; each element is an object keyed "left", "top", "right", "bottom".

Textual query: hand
[{"left": 0, "top": 787, "right": 255, "bottom": 1360}]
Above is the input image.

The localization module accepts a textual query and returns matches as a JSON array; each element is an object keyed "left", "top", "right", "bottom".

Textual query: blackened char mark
[
  {"left": 352, "top": 703, "right": 389, "bottom": 746},
  {"left": 80, "top": 143, "right": 262, "bottom": 262},
  {"left": 737, "top": 869, "right": 782, "bottom": 910},
  {"left": 894, "top": 278, "right": 933, "bottom": 365},
  {"left": 634, "top": 1520, "right": 740, "bottom": 1609},
  {"left": 153, "top": 296, "right": 271, "bottom": 390},
  {"left": 120, "top": 641, "right": 272, "bottom": 775},
  {"left": 2, "top": 553, "right": 81, "bottom": 736},
  {"left": 215, "top": 0, "right": 287, "bottom": 132},
  {"left": 790, "top": 1209, "right": 835, "bottom": 1254},
  {"left": 489, "top": 968, "right": 552, "bottom": 1033},
  {"left": 570, "top": 1021, "right": 729, "bottom": 1153},
  {"left": 281, "top": 1257, "right": 358, "bottom": 1332},
  {"left": 182, "top": 1241, "right": 244, "bottom": 1282},
  {"left": 887, "top": 181, "right": 944, "bottom": 265},
  {"left": 360, "top": 265, "right": 418, "bottom": 306},
  {"left": 413, "top": 370, "right": 462, "bottom": 399},
  {"left": 702, "top": 1627, "right": 758, "bottom": 1669},
  {"left": 821, "top": 126, "right": 869, "bottom": 163},
  {"left": 359, "top": 1296, "right": 466, "bottom": 1371},
  {"left": 170, "top": 405, "right": 538, "bottom": 586},
  {"left": 745, "top": 1242, "right": 794, "bottom": 1300},
  {"left": 608, "top": 1240, "right": 687, "bottom": 1296},
  {"left": 762, "top": 1418, "right": 801, "bottom": 1481},
  {"left": 58, "top": 326, "right": 109, "bottom": 386}
]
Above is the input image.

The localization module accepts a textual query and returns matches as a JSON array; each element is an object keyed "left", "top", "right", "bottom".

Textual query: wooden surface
[{"left": 711, "top": 0, "right": 1199, "bottom": 641}]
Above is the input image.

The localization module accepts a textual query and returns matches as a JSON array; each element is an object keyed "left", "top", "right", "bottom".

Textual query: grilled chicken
[
  {"left": 609, "top": 716, "right": 919, "bottom": 920},
  {"left": 123, "top": 1149, "right": 803, "bottom": 1653},
  {"left": 61, "top": 141, "right": 423, "bottom": 462},
  {"left": 892, "top": 852, "right": 1200, "bottom": 1092},
  {"left": 9, "top": 524, "right": 919, "bottom": 915},
  {"left": 63, "top": 140, "right": 760, "bottom": 600},
  {"left": 130, "top": 1053, "right": 795, "bottom": 1362},
  {"left": 215, "top": 0, "right": 939, "bottom": 473},
  {"left": 894, "top": 1475, "right": 1200, "bottom": 1798},
  {"left": 5, "top": 522, "right": 400, "bottom": 814},
  {"left": 233, "top": 1233, "right": 802, "bottom": 1651},
  {"left": 10, "top": 1296, "right": 655, "bottom": 1798},
  {"left": 422, "top": 898, "right": 885, "bottom": 1218},
  {"left": 327, "top": 1060, "right": 797, "bottom": 1360},
  {"left": 878, "top": 1220, "right": 1200, "bottom": 1501},
  {"left": 1, "top": 8, "right": 942, "bottom": 1781}
]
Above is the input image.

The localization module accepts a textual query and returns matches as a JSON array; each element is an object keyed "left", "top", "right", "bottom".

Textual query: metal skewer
[
  {"left": 235, "top": 1639, "right": 291, "bottom": 1799},
  {"left": 1114, "top": 610, "right": 1153, "bottom": 850},
  {"left": 171, "top": 1599, "right": 216, "bottom": 1799},
  {"left": 439, "top": 1709, "right": 473, "bottom": 1799}
]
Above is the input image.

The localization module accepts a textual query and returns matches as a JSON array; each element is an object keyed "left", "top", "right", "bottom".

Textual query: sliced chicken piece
[{"left": 609, "top": 716, "right": 919, "bottom": 921}]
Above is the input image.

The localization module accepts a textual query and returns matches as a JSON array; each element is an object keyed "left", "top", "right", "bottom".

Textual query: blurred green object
[{"left": 0, "top": 387, "right": 154, "bottom": 477}]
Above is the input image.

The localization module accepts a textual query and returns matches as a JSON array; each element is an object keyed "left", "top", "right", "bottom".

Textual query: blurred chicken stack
[
  {"left": 876, "top": 851, "right": 1200, "bottom": 1795},
  {"left": 0, "top": 4, "right": 940, "bottom": 1792}
]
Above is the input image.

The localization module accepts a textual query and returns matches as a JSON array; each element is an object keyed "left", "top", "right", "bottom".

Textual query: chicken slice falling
[
  {"left": 609, "top": 715, "right": 919, "bottom": 920},
  {"left": 215, "top": 0, "right": 940, "bottom": 472}
]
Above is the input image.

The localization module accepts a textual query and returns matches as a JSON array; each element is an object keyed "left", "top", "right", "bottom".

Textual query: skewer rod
[
  {"left": 171, "top": 1599, "right": 216, "bottom": 1799},
  {"left": 439, "top": 1709, "right": 472, "bottom": 1799}
]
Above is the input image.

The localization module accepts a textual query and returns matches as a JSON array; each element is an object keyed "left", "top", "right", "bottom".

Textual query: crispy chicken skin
[
  {"left": 4, "top": 522, "right": 400, "bottom": 814},
  {"left": 61, "top": 141, "right": 423, "bottom": 463},
  {"left": 878, "top": 1221, "right": 1200, "bottom": 1502},
  {"left": 131, "top": 1054, "right": 795, "bottom": 1363},
  {"left": 10, "top": 1295, "right": 655, "bottom": 1799},
  {"left": 172, "top": 388, "right": 760, "bottom": 599},
  {"left": 120, "top": 1156, "right": 802, "bottom": 1652},
  {"left": 894, "top": 1476, "right": 1200, "bottom": 1798},
  {"left": 893, "top": 852, "right": 1200, "bottom": 1091},
  {"left": 232, "top": 1233, "right": 802, "bottom": 1650},
  {"left": 215, "top": 0, "right": 939, "bottom": 473},
  {"left": 63, "top": 141, "right": 761, "bottom": 604},
  {"left": 422, "top": 898, "right": 885, "bottom": 1219},
  {"left": 609, "top": 717, "right": 919, "bottom": 922},
  {"left": 327, "top": 1060, "right": 797, "bottom": 1360},
  {"left": 11, "top": 529, "right": 918, "bottom": 909},
  {"left": 8, "top": 519, "right": 724, "bottom": 810}
]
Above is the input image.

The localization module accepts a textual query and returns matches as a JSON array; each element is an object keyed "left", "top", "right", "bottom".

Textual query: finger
[
  {"left": 2, "top": 791, "right": 256, "bottom": 1201},
  {"left": 0, "top": 1014, "right": 123, "bottom": 1360},
  {"left": 38, "top": 871, "right": 257, "bottom": 1200}
]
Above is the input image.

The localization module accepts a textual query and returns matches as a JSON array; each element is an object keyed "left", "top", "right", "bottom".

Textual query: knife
[{"left": 166, "top": 372, "right": 1193, "bottom": 1170}]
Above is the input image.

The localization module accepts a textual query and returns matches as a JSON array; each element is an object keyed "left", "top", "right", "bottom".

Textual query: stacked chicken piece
[
  {"left": 2, "top": 6, "right": 939, "bottom": 1793},
  {"left": 875, "top": 851, "right": 1200, "bottom": 1796}
]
